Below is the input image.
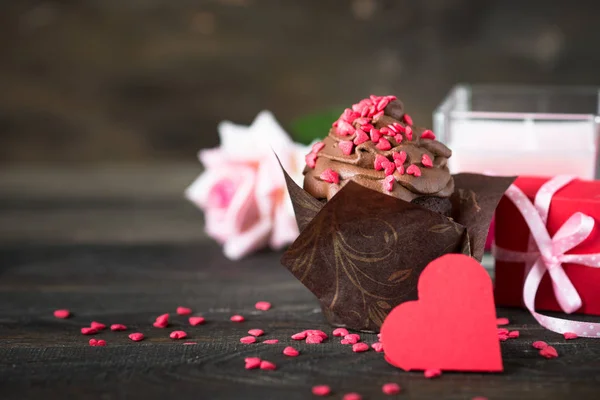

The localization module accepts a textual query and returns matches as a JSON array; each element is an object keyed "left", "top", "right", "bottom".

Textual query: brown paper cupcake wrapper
[{"left": 280, "top": 165, "right": 515, "bottom": 332}]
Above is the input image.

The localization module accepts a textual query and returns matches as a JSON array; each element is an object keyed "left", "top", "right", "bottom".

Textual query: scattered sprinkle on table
[
  {"left": 342, "top": 392, "right": 362, "bottom": 400},
  {"left": 371, "top": 342, "right": 384, "bottom": 352},
  {"left": 564, "top": 332, "right": 578, "bottom": 340},
  {"left": 81, "top": 327, "right": 98, "bottom": 335},
  {"left": 230, "top": 315, "right": 245, "bottom": 322},
  {"left": 189, "top": 316, "right": 205, "bottom": 326},
  {"left": 169, "top": 330, "right": 187, "bottom": 340},
  {"left": 128, "top": 332, "right": 144, "bottom": 342},
  {"left": 283, "top": 347, "right": 299, "bottom": 357},
  {"left": 110, "top": 324, "right": 127, "bottom": 331},
  {"left": 532, "top": 341, "right": 548, "bottom": 350},
  {"left": 508, "top": 330, "right": 520, "bottom": 338},
  {"left": 352, "top": 343, "right": 369, "bottom": 353},
  {"left": 248, "top": 329, "right": 264, "bottom": 337},
  {"left": 176, "top": 306, "right": 192, "bottom": 315},
  {"left": 240, "top": 336, "right": 257, "bottom": 344},
  {"left": 263, "top": 339, "right": 279, "bottom": 344},
  {"left": 424, "top": 368, "right": 442, "bottom": 379},
  {"left": 540, "top": 346, "right": 558, "bottom": 359},
  {"left": 333, "top": 328, "right": 349, "bottom": 337},
  {"left": 382, "top": 383, "right": 401, "bottom": 395},
  {"left": 312, "top": 385, "right": 331, "bottom": 396},
  {"left": 153, "top": 313, "right": 169, "bottom": 328},
  {"left": 88, "top": 339, "right": 106, "bottom": 347},
  {"left": 259, "top": 360, "right": 277, "bottom": 370},
  {"left": 90, "top": 321, "right": 106, "bottom": 331},
  {"left": 306, "top": 335, "right": 324, "bottom": 344},
  {"left": 245, "top": 357, "right": 261, "bottom": 370},
  {"left": 255, "top": 301, "right": 272, "bottom": 311},
  {"left": 291, "top": 331, "right": 308, "bottom": 340},
  {"left": 53, "top": 309, "right": 70, "bottom": 319},
  {"left": 496, "top": 317, "right": 509, "bottom": 325}
]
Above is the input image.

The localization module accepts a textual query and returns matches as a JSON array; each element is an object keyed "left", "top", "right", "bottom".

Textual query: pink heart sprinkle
[
  {"left": 245, "top": 357, "right": 261, "bottom": 370},
  {"left": 333, "top": 328, "right": 349, "bottom": 337},
  {"left": 406, "top": 164, "right": 421, "bottom": 177},
  {"left": 405, "top": 126, "right": 413, "bottom": 140},
  {"left": 283, "top": 346, "right": 299, "bottom": 357},
  {"left": 540, "top": 346, "right": 558, "bottom": 359},
  {"left": 371, "top": 342, "right": 384, "bottom": 352},
  {"left": 394, "top": 134, "right": 403, "bottom": 144},
  {"left": 361, "top": 124, "right": 374, "bottom": 132},
  {"left": 392, "top": 150, "right": 407, "bottom": 164},
  {"left": 382, "top": 383, "right": 401, "bottom": 395},
  {"left": 424, "top": 368, "right": 442, "bottom": 379},
  {"left": 110, "top": 324, "right": 127, "bottom": 331},
  {"left": 396, "top": 165, "right": 405, "bottom": 175},
  {"left": 312, "top": 142, "right": 325, "bottom": 154},
  {"left": 421, "top": 154, "right": 433, "bottom": 168},
  {"left": 95, "top": 339, "right": 106, "bottom": 347},
  {"left": 230, "top": 315, "right": 245, "bottom": 322},
  {"left": 403, "top": 114, "right": 413, "bottom": 126},
  {"left": 305, "top": 153, "right": 318, "bottom": 169},
  {"left": 508, "top": 331, "right": 520, "bottom": 338},
  {"left": 53, "top": 309, "right": 70, "bottom": 319},
  {"left": 370, "top": 128, "right": 382, "bottom": 143},
  {"left": 189, "top": 316, "right": 205, "bottom": 326},
  {"left": 129, "top": 332, "right": 144, "bottom": 342},
  {"left": 496, "top": 318, "right": 510, "bottom": 326},
  {"left": 90, "top": 321, "right": 106, "bottom": 331},
  {"left": 344, "top": 333, "right": 360, "bottom": 343},
  {"left": 306, "top": 330, "right": 328, "bottom": 339},
  {"left": 564, "top": 332, "right": 578, "bottom": 340},
  {"left": 248, "top": 329, "right": 264, "bottom": 337},
  {"left": 393, "top": 122, "right": 405, "bottom": 133},
  {"left": 306, "top": 334, "right": 324, "bottom": 344},
  {"left": 263, "top": 339, "right": 279, "bottom": 344},
  {"left": 81, "top": 327, "right": 98, "bottom": 335},
  {"left": 377, "top": 97, "right": 390, "bottom": 111},
  {"left": 319, "top": 168, "right": 340, "bottom": 184},
  {"left": 170, "top": 330, "right": 187, "bottom": 340},
  {"left": 240, "top": 336, "right": 257, "bottom": 344},
  {"left": 259, "top": 360, "right": 277, "bottom": 370},
  {"left": 312, "top": 385, "right": 331, "bottom": 396},
  {"left": 374, "top": 155, "right": 389, "bottom": 171},
  {"left": 176, "top": 307, "right": 192, "bottom": 315},
  {"left": 291, "top": 331, "right": 308, "bottom": 340},
  {"left": 353, "top": 130, "right": 369, "bottom": 145},
  {"left": 420, "top": 129, "right": 436, "bottom": 140},
  {"left": 380, "top": 127, "right": 392, "bottom": 136},
  {"left": 532, "top": 341, "right": 548, "bottom": 350},
  {"left": 154, "top": 314, "right": 169, "bottom": 328},
  {"left": 384, "top": 175, "right": 395, "bottom": 192},
  {"left": 383, "top": 161, "right": 395, "bottom": 176},
  {"left": 89, "top": 339, "right": 98, "bottom": 346},
  {"left": 497, "top": 328, "right": 509, "bottom": 335},
  {"left": 339, "top": 140, "right": 354, "bottom": 156},
  {"left": 376, "top": 137, "right": 392, "bottom": 151},
  {"left": 343, "top": 392, "right": 362, "bottom": 400},
  {"left": 336, "top": 120, "right": 355, "bottom": 136},
  {"left": 352, "top": 342, "right": 369, "bottom": 353},
  {"left": 340, "top": 339, "right": 353, "bottom": 345},
  {"left": 372, "top": 110, "right": 384, "bottom": 120},
  {"left": 498, "top": 334, "right": 509, "bottom": 342},
  {"left": 255, "top": 301, "right": 272, "bottom": 311}
]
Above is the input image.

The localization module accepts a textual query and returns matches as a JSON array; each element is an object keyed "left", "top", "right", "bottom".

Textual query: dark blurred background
[{"left": 1, "top": 0, "right": 600, "bottom": 166}]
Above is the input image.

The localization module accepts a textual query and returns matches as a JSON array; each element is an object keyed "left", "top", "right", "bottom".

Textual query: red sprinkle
[
  {"left": 352, "top": 342, "right": 369, "bottom": 353},
  {"left": 421, "top": 154, "right": 433, "bottom": 168},
  {"left": 344, "top": 334, "right": 360, "bottom": 344},
  {"left": 532, "top": 341, "right": 548, "bottom": 350},
  {"left": 392, "top": 150, "right": 407, "bottom": 165},
  {"left": 306, "top": 334, "right": 324, "bottom": 344},
  {"left": 508, "top": 330, "right": 520, "bottom": 338},
  {"left": 259, "top": 360, "right": 277, "bottom": 370},
  {"left": 153, "top": 313, "right": 169, "bottom": 328},
  {"left": 424, "top": 368, "right": 442, "bottom": 379},
  {"left": 372, "top": 110, "right": 384, "bottom": 120},
  {"left": 496, "top": 317, "right": 510, "bottom": 325},
  {"left": 110, "top": 324, "right": 127, "bottom": 331},
  {"left": 394, "top": 134, "right": 403, "bottom": 144},
  {"left": 230, "top": 315, "right": 245, "bottom": 322},
  {"left": 89, "top": 339, "right": 106, "bottom": 347},
  {"left": 312, "top": 385, "right": 331, "bottom": 396},
  {"left": 353, "top": 117, "right": 370, "bottom": 126},
  {"left": 189, "top": 316, "right": 206, "bottom": 326},
  {"left": 176, "top": 307, "right": 192, "bottom": 315},
  {"left": 240, "top": 336, "right": 257, "bottom": 344},
  {"left": 291, "top": 331, "right": 308, "bottom": 340},
  {"left": 374, "top": 154, "right": 389, "bottom": 171},
  {"left": 305, "top": 153, "right": 318, "bottom": 169},
  {"left": 248, "top": 329, "right": 264, "bottom": 337},
  {"left": 405, "top": 126, "right": 413, "bottom": 140},
  {"left": 81, "top": 327, "right": 98, "bottom": 335},
  {"left": 333, "top": 328, "right": 349, "bottom": 337},
  {"left": 170, "top": 330, "right": 187, "bottom": 340},
  {"left": 498, "top": 334, "right": 509, "bottom": 342},
  {"left": 320, "top": 168, "right": 340, "bottom": 184},
  {"left": 393, "top": 122, "right": 405, "bottom": 133},
  {"left": 420, "top": 129, "right": 436, "bottom": 140},
  {"left": 339, "top": 140, "right": 354, "bottom": 156},
  {"left": 384, "top": 176, "right": 395, "bottom": 192},
  {"left": 129, "top": 332, "right": 144, "bottom": 342},
  {"left": 263, "top": 339, "right": 279, "bottom": 344},
  {"left": 341, "top": 109, "right": 360, "bottom": 123},
  {"left": 497, "top": 328, "right": 509, "bottom": 335},
  {"left": 353, "top": 130, "right": 369, "bottom": 145},
  {"left": 387, "top": 124, "right": 398, "bottom": 133},
  {"left": 540, "top": 346, "right": 558, "bottom": 359},
  {"left": 380, "top": 126, "right": 392, "bottom": 136},
  {"left": 245, "top": 357, "right": 261, "bottom": 370},
  {"left": 376, "top": 137, "right": 392, "bottom": 151},
  {"left": 283, "top": 346, "right": 300, "bottom": 357},
  {"left": 312, "top": 142, "right": 326, "bottom": 154},
  {"left": 343, "top": 393, "right": 362, "bottom": 400},
  {"left": 340, "top": 339, "right": 354, "bottom": 345},
  {"left": 337, "top": 120, "right": 355, "bottom": 136},
  {"left": 383, "top": 161, "right": 395, "bottom": 176},
  {"left": 403, "top": 114, "right": 413, "bottom": 126},
  {"left": 89, "top": 339, "right": 97, "bottom": 346},
  {"left": 53, "top": 309, "right": 70, "bottom": 319},
  {"left": 382, "top": 383, "right": 401, "bottom": 395},
  {"left": 406, "top": 164, "right": 421, "bottom": 177},
  {"left": 370, "top": 128, "right": 382, "bottom": 143},
  {"left": 377, "top": 97, "right": 390, "bottom": 111},
  {"left": 371, "top": 342, "right": 384, "bottom": 352},
  {"left": 361, "top": 123, "right": 374, "bottom": 132},
  {"left": 90, "top": 321, "right": 106, "bottom": 331},
  {"left": 564, "top": 332, "right": 578, "bottom": 340},
  {"left": 306, "top": 330, "right": 328, "bottom": 339}
]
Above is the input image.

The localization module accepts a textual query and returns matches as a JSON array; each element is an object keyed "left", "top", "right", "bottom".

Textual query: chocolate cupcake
[{"left": 303, "top": 95, "right": 454, "bottom": 216}]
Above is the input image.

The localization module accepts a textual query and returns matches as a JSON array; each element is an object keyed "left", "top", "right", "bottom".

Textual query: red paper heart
[{"left": 381, "top": 254, "right": 503, "bottom": 372}]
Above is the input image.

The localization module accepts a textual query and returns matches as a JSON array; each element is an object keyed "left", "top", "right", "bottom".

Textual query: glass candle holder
[{"left": 434, "top": 85, "right": 600, "bottom": 179}]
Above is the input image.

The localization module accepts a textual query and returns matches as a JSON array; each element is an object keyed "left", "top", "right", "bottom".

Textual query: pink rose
[{"left": 185, "top": 111, "right": 309, "bottom": 260}]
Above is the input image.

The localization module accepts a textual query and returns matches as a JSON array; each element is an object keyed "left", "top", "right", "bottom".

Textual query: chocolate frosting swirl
[{"left": 303, "top": 97, "right": 454, "bottom": 202}]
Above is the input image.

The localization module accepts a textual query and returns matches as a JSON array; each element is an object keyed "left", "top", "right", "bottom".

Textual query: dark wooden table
[{"left": 1, "top": 166, "right": 599, "bottom": 399}]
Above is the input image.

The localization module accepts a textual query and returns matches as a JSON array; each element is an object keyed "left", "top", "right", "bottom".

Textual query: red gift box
[{"left": 494, "top": 176, "right": 600, "bottom": 316}]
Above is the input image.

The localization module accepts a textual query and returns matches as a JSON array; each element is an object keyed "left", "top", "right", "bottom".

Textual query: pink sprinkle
[
  {"left": 291, "top": 331, "right": 308, "bottom": 340},
  {"left": 176, "top": 306, "right": 192, "bottom": 315},
  {"left": 532, "top": 341, "right": 548, "bottom": 350},
  {"left": 189, "top": 316, "right": 205, "bottom": 326},
  {"left": 370, "top": 128, "right": 382, "bottom": 143},
  {"left": 496, "top": 317, "right": 510, "bottom": 325},
  {"left": 498, "top": 334, "right": 509, "bottom": 342},
  {"left": 306, "top": 334, "right": 324, "bottom": 344},
  {"left": 420, "top": 129, "right": 436, "bottom": 140},
  {"left": 393, "top": 122, "right": 405, "bottom": 133},
  {"left": 508, "top": 330, "right": 520, "bottom": 338},
  {"left": 306, "top": 330, "right": 328, "bottom": 339},
  {"left": 564, "top": 332, "right": 578, "bottom": 340},
  {"left": 312, "top": 142, "right": 325, "bottom": 154},
  {"left": 377, "top": 97, "right": 390, "bottom": 111},
  {"left": 392, "top": 150, "right": 407, "bottom": 164},
  {"left": 263, "top": 339, "right": 279, "bottom": 344},
  {"left": 374, "top": 154, "right": 389, "bottom": 171},
  {"left": 230, "top": 315, "right": 245, "bottom": 322},
  {"left": 283, "top": 346, "right": 299, "bottom": 357},
  {"left": 343, "top": 393, "right": 362, "bottom": 400},
  {"left": 421, "top": 154, "right": 433, "bottom": 168},
  {"left": 353, "top": 130, "right": 369, "bottom": 145},
  {"left": 540, "top": 346, "right": 558, "bottom": 359},
  {"left": 129, "top": 332, "right": 144, "bottom": 342},
  {"left": 497, "top": 328, "right": 509, "bottom": 335},
  {"left": 89, "top": 338, "right": 98, "bottom": 346},
  {"left": 406, "top": 164, "right": 421, "bottom": 177},
  {"left": 53, "top": 309, "right": 70, "bottom": 319},
  {"left": 153, "top": 313, "right": 169, "bottom": 328},
  {"left": 383, "top": 161, "right": 395, "bottom": 176},
  {"left": 382, "top": 383, "right": 401, "bottom": 395},
  {"left": 81, "top": 327, "right": 98, "bottom": 335},
  {"left": 352, "top": 342, "right": 369, "bottom": 353},
  {"left": 405, "top": 126, "right": 413, "bottom": 140},
  {"left": 337, "top": 120, "right": 355, "bottom": 136},
  {"left": 371, "top": 342, "right": 384, "bottom": 352},
  {"left": 341, "top": 109, "right": 360, "bottom": 123},
  {"left": 333, "top": 328, "right": 349, "bottom": 337},
  {"left": 320, "top": 168, "right": 340, "bottom": 184},
  {"left": 424, "top": 368, "right": 442, "bottom": 379},
  {"left": 360, "top": 123, "right": 374, "bottom": 132},
  {"left": 259, "top": 360, "right": 277, "bottom": 370},
  {"left": 396, "top": 165, "right": 405, "bottom": 175},
  {"left": 170, "top": 330, "right": 187, "bottom": 340},
  {"left": 372, "top": 110, "right": 384, "bottom": 120},
  {"left": 383, "top": 176, "right": 395, "bottom": 192},
  {"left": 387, "top": 124, "right": 398, "bottom": 133},
  {"left": 248, "top": 329, "right": 264, "bottom": 337},
  {"left": 110, "top": 324, "right": 127, "bottom": 331},
  {"left": 312, "top": 385, "right": 331, "bottom": 396},
  {"left": 339, "top": 140, "right": 354, "bottom": 156},
  {"left": 376, "top": 137, "right": 392, "bottom": 151},
  {"left": 90, "top": 321, "right": 106, "bottom": 331},
  {"left": 345, "top": 333, "right": 360, "bottom": 342},
  {"left": 403, "top": 114, "right": 413, "bottom": 126},
  {"left": 353, "top": 117, "right": 370, "bottom": 125},
  {"left": 245, "top": 357, "right": 261, "bottom": 370},
  {"left": 305, "top": 153, "right": 318, "bottom": 169},
  {"left": 240, "top": 336, "right": 257, "bottom": 344},
  {"left": 380, "top": 126, "right": 392, "bottom": 136},
  {"left": 340, "top": 339, "right": 353, "bottom": 345},
  {"left": 89, "top": 339, "right": 106, "bottom": 347},
  {"left": 394, "top": 134, "right": 403, "bottom": 144}
]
